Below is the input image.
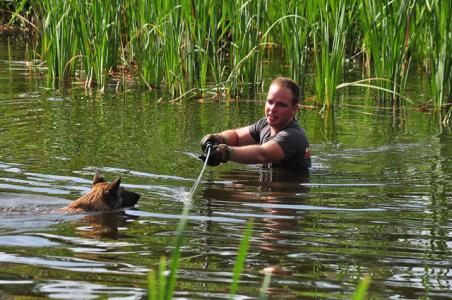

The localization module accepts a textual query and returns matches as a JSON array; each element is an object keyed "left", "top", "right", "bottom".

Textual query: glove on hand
[
  {"left": 200, "top": 133, "right": 225, "bottom": 153},
  {"left": 199, "top": 144, "right": 231, "bottom": 166}
]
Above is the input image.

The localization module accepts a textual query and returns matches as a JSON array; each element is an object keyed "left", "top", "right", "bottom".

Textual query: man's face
[{"left": 265, "top": 84, "right": 298, "bottom": 131}]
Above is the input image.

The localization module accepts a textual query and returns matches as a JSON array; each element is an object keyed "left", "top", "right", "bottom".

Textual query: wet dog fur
[{"left": 61, "top": 171, "right": 140, "bottom": 213}]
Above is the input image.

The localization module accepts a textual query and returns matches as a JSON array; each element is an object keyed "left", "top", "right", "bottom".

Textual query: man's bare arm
[
  {"left": 221, "top": 127, "right": 257, "bottom": 146},
  {"left": 229, "top": 140, "right": 284, "bottom": 164}
]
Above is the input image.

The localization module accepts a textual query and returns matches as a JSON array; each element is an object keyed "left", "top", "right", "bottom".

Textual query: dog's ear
[
  {"left": 109, "top": 176, "right": 121, "bottom": 193},
  {"left": 93, "top": 169, "right": 106, "bottom": 185}
]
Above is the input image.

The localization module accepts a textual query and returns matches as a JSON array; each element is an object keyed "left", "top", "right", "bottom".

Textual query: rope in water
[{"left": 187, "top": 146, "right": 211, "bottom": 200}]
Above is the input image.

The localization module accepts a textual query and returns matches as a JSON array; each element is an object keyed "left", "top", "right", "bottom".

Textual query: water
[{"left": 1, "top": 35, "right": 451, "bottom": 299}]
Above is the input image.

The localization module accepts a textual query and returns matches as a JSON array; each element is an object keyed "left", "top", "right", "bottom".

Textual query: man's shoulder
[
  {"left": 275, "top": 122, "right": 309, "bottom": 146},
  {"left": 254, "top": 117, "right": 268, "bottom": 128},
  {"left": 249, "top": 117, "right": 269, "bottom": 132},
  {"left": 281, "top": 121, "right": 306, "bottom": 136}
]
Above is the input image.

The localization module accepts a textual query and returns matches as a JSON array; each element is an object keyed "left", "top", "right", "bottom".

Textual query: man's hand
[
  {"left": 199, "top": 144, "right": 231, "bottom": 166},
  {"left": 200, "top": 133, "right": 225, "bottom": 152}
]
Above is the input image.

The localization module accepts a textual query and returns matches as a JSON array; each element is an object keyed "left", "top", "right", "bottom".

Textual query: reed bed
[
  {"left": 358, "top": 0, "right": 414, "bottom": 105},
  {"left": 7, "top": 0, "right": 452, "bottom": 108}
]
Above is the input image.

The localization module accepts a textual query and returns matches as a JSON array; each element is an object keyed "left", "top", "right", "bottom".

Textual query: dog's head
[
  {"left": 64, "top": 171, "right": 140, "bottom": 212},
  {"left": 92, "top": 172, "right": 140, "bottom": 209}
]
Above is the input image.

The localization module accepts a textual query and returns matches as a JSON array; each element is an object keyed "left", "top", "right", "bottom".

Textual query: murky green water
[{"left": 0, "top": 35, "right": 451, "bottom": 299}]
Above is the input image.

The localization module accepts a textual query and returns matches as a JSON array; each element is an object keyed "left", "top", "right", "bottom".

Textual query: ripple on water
[
  {"left": 0, "top": 235, "right": 60, "bottom": 247},
  {"left": 38, "top": 280, "right": 146, "bottom": 300}
]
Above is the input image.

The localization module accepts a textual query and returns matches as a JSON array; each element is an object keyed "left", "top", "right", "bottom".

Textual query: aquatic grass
[
  {"left": 337, "top": 78, "right": 413, "bottom": 104},
  {"left": 443, "top": 106, "right": 452, "bottom": 126},
  {"left": 352, "top": 276, "right": 371, "bottom": 300},
  {"left": 147, "top": 216, "right": 257, "bottom": 300},
  {"left": 310, "top": 0, "right": 350, "bottom": 109},
  {"left": 268, "top": 0, "right": 310, "bottom": 99},
  {"left": 422, "top": 0, "right": 452, "bottom": 107},
  {"left": 8, "top": 0, "right": 452, "bottom": 107},
  {"left": 358, "top": 0, "right": 414, "bottom": 104},
  {"left": 225, "top": 0, "right": 268, "bottom": 97},
  {"left": 258, "top": 272, "right": 272, "bottom": 300},
  {"left": 229, "top": 219, "right": 254, "bottom": 298},
  {"left": 146, "top": 152, "right": 260, "bottom": 299},
  {"left": 37, "top": 0, "right": 78, "bottom": 83}
]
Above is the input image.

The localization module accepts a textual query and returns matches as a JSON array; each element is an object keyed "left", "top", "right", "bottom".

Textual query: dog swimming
[{"left": 60, "top": 170, "right": 140, "bottom": 213}]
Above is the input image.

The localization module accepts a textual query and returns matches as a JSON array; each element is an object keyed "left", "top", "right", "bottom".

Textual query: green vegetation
[
  {"left": 147, "top": 207, "right": 257, "bottom": 299},
  {"left": 352, "top": 276, "right": 371, "bottom": 300},
  {"left": 3, "top": 0, "right": 452, "bottom": 109},
  {"left": 358, "top": 0, "right": 413, "bottom": 105}
]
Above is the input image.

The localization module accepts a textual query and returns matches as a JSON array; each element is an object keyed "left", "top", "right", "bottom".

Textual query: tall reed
[
  {"left": 269, "top": 0, "right": 310, "bottom": 100},
  {"left": 36, "top": 0, "right": 78, "bottom": 83},
  {"left": 358, "top": 0, "right": 414, "bottom": 104},
  {"left": 310, "top": 0, "right": 349, "bottom": 109},
  {"left": 421, "top": 0, "right": 452, "bottom": 107},
  {"left": 224, "top": 0, "right": 268, "bottom": 97},
  {"left": 8, "top": 0, "right": 452, "bottom": 108},
  {"left": 147, "top": 215, "right": 256, "bottom": 300}
]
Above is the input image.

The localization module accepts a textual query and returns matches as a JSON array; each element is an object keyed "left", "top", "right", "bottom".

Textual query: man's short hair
[{"left": 271, "top": 77, "right": 300, "bottom": 105}]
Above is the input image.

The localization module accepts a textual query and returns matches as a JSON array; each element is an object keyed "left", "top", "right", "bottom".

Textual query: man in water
[{"left": 200, "top": 77, "right": 311, "bottom": 172}]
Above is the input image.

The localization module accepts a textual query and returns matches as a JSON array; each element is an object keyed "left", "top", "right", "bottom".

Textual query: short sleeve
[{"left": 248, "top": 118, "right": 267, "bottom": 143}]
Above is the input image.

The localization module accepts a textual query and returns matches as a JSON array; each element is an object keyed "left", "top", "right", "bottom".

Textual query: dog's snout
[{"left": 122, "top": 190, "right": 140, "bottom": 207}]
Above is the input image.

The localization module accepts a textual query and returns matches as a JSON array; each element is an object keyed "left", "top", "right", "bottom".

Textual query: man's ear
[
  {"left": 109, "top": 177, "right": 121, "bottom": 193},
  {"left": 93, "top": 169, "right": 106, "bottom": 185}
]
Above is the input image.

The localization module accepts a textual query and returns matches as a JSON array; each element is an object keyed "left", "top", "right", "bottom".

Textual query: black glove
[
  {"left": 200, "top": 133, "right": 225, "bottom": 153},
  {"left": 199, "top": 144, "right": 231, "bottom": 166}
]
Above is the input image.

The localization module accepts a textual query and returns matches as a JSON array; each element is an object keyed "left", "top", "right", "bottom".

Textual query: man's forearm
[
  {"left": 229, "top": 141, "right": 284, "bottom": 164},
  {"left": 220, "top": 130, "right": 240, "bottom": 146},
  {"left": 229, "top": 145, "right": 267, "bottom": 164}
]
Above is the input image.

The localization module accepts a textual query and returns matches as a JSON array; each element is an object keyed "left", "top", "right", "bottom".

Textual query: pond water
[{"left": 0, "top": 35, "right": 451, "bottom": 299}]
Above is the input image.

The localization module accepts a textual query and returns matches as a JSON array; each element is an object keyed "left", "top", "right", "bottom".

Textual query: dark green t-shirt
[{"left": 249, "top": 117, "right": 311, "bottom": 171}]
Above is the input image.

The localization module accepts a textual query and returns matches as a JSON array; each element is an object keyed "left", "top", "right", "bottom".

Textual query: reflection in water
[
  {"left": 200, "top": 168, "right": 310, "bottom": 297},
  {"left": 72, "top": 211, "right": 137, "bottom": 240}
]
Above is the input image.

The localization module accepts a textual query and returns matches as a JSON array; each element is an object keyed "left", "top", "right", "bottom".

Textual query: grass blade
[{"left": 229, "top": 218, "right": 254, "bottom": 299}]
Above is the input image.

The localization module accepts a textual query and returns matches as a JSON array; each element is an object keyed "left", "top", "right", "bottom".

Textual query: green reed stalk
[
  {"left": 18, "top": 0, "right": 451, "bottom": 106},
  {"left": 229, "top": 219, "right": 254, "bottom": 298},
  {"left": 147, "top": 216, "right": 259, "bottom": 300},
  {"left": 163, "top": 204, "right": 190, "bottom": 300},
  {"left": 225, "top": 0, "right": 267, "bottom": 97},
  {"left": 129, "top": 0, "right": 164, "bottom": 89},
  {"left": 35, "top": 0, "right": 76, "bottom": 83},
  {"left": 258, "top": 272, "right": 272, "bottom": 300},
  {"left": 359, "top": 0, "right": 414, "bottom": 104},
  {"left": 270, "top": 1, "right": 310, "bottom": 100},
  {"left": 311, "top": 0, "right": 349, "bottom": 109},
  {"left": 423, "top": 0, "right": 452, "bottom": 107},
  {"left": 352, "top": 276, "right": 371, "bottom": 300}
]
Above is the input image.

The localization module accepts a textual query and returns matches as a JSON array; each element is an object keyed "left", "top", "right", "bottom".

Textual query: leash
[{"left": 185, "top": 143, "right": 213, "bottom": 203}]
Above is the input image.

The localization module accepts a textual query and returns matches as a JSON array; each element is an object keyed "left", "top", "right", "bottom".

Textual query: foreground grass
[{"left": 146, "top": 211, "right": 371, "bottom": 299}]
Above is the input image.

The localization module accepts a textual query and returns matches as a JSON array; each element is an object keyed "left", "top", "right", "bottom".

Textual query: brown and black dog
[{"left": 61, "top": 170, "right": 140, "bottom": 213}]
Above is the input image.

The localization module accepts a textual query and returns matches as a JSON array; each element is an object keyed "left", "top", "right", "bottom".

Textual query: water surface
[{"left": 0, "top": 35, "right": 451, "bottom": 299}]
